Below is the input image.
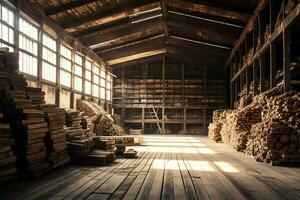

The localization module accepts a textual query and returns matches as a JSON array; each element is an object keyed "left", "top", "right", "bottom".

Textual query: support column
[{"left": 283, "top": 29, "right": 291, "bottom": 92}]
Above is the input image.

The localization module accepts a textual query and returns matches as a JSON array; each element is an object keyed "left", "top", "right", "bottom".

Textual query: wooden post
[
  {"left": 55, "top": 37, "right": 61, "bottom": 106},
  {"left": 162, "top": 56, "right": 165, "bottom": 134},
  {"left": 253, "top": 61, "right": 258, "bottom": 95},
  {"left": 283, "top": 29, "right": 291, "bottom": 92},
  {"left": 182, "top": 62, "right": 186, "bottom": 134},
  {"left": 203, "top": 66, "right": 207, "bottom": 134},
  {"left": 121, "top": 67, "right": 125, "bottom": 127}
]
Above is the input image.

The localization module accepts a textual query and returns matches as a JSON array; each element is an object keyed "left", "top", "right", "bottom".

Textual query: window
[
  {"left": 19, "top": 17, "right": 38, "bottom": 76},
  {"left": 100, "top": 69, "right": 106, "bottom": 100},
  {"left": 42, "top": 34, "right": 56, "bottom": 82},
  {"left": 74, "top": 53, "right": 82, "bottom": 92},
  {"left": 93, "top": 64, "right": 100, "bottom": 98},
  {"left": 85, "top": 59, "right": 92, "bottom": 95},
  {"left": 0, "top": 5, "right": 14, "bottom": 52},
  {"left": 60, "top": 44, "right": 72, "bottom": 87}
]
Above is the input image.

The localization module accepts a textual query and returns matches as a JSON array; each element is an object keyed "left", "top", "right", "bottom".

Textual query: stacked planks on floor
[
  {"left": 65, "top": 109, "right": 93, "bottom": 155},
  {"left": 40, "top": 104, "right": 69, "bottom": 169},
  {"left": 208, "top": 109, "right": 231, "bottom": 142},
  {"left": 246, "top": 91, "right": 300, "bottom": 165},
  {"left": 0, "top": 115, "right": 17, "bottom": 184}
]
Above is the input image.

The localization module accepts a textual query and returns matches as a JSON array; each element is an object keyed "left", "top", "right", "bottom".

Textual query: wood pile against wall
[
  {"left": 246, "top": 91, "right": 300, "bottom": 165},
  {"left": 208, "top": 109, "right": 231, "bottom": 142},
  {"left": 210, "top": 84, "right": 300, "bottom": 165}
]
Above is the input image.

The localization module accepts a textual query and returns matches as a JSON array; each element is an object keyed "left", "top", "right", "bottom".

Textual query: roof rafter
[
  {"left": 166, "top": 0, "right": 249, "bottom": 24},
  {"left": 45, "top": 0, "right": 99, "bottom": 16},
  {"left": 64, "top": 1, "right": 161, "bottom": 33}
]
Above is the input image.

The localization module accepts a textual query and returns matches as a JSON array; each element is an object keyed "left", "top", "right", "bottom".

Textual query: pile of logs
[
  {"left": 76, "top": 100, "right": 125, "bottom": 136},
  {"left": 40, "top": 104, "right": 69, "bottom": 169},
  {"left": 208, "top": 109, "right": 231, "bottom": 142},
  {"left": 246, "top": 91, "right": 300, "bottom": 165}
]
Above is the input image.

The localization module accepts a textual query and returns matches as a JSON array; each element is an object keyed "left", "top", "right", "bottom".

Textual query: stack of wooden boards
[
  {"left": 209, "top": 85, "right": 300, "bottom": 165},
  {"left": 40, "top": 104, "right": 69, "bottom": 169},
  {"left": 0, "top": 50, "right": 69, "bottom": 180},
  {"left": 208, "top": 109, "right": 231, "bottom": 142},
  {"left": 65, "top": 109, "right": 93, "bottom": 155},
  {"left": 0, "top": 116, "right": 17, "bottom": 184},
  {"left": 76, "top": 100, "right": 125, "bottom": 136}
]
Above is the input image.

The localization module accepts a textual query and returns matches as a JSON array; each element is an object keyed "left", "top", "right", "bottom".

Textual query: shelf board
[{"left": 230, "top": 3, "right": 300, "bottom": 83}]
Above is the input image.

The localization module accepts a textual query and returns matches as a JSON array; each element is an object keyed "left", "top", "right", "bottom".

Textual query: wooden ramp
[{"left": 1, "top": 135, "right": 300, "bottom": 200}]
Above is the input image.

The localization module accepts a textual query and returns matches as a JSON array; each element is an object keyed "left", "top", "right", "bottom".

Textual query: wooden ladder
[{"left": 147, "top": 107, "right": 162, "bottom": 134}]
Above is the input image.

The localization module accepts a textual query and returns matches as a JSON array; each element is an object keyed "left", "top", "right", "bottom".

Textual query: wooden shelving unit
[
  {"left": 228, "top": 0, "right": 300, "bottom": 107},
  {"left": 113, "top": 56, "right": 225, "bottom": 135}
]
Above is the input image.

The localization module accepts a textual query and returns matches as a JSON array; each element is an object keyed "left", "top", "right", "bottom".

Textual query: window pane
[
  {"left": 42, "top": 61, "right": 56, "bottom": 82},
  {"left": 60, "top": 57, "right": 71, "bottom": 71},
  {"left": 93, "top": 84, "right": 99, "bottom": 97},
  {"left": 75, "top": 65, "right": 82, "bottom": 76},
  {"left": 74, "top": 76, "right": 82, "bottom": 92},
  {"left": 85, "top": 81, "right": 91, "bottom": 95},
  {"left": 60, "top": 70, "right": 71, "bottom": 87},
  {"left": 100, "top": 78, "right": 105, "bottom": 87},
  {"left": 19, "top": 52, "right": 37, "bottom": 76},
  {"left": 75, "top": 54, "right": 82, "bottom": 65},
  {"left": 100, "top": 87, "right": 105, "bottom": 99},
  {"left": 61, "top": 45, "right": 71, "bottom": 58},
  {"left": 19, "top": 18, "right": 38, "bottom": 40},
  {"left": 60, "top": 89, "right": 70, "bottom": 109}
]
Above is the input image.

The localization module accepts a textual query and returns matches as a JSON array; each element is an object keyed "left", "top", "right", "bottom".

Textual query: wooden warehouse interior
[{"left": 0, "top": 0, "right": 300, "bottom": 199}]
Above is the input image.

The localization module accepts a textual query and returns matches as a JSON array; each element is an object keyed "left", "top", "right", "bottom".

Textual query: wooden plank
[
  {"left": 45, "top": 0, "right": 99, "bottom": 16},
  {"left": 161, "top": 153, "right": 174, "bottom": 200},
  {"left": 107, "top": 48, "right": 167, "bottom": 65},
  {"left": 177, "top": 153, "right": 198, "bottom": 200},
  {"left": 167, "top": 0, "right": 249, "bottom": 24},
  {"left": 173, "top": 154, "right": 187, "bottom": 200},
  {"left": 122, "top": 152, "right": 158, "bottom": 200},
  {"left": 65, "top": 2, "right": 161, "bottom": 33},
  {"left": 110, "top": 152, "right": 154, "bottom": 200}
]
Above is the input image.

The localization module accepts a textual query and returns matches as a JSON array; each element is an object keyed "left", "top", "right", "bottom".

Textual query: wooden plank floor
[{"left": 1, "top": 135, "right": 300, "bottom": 200}]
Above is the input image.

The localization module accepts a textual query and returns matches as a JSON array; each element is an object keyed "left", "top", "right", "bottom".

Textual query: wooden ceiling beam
[
  {"left": 64, "top": 1, "right": 161, "bottom": 33},
  {"left": 167, "top": 37, "right": 230, "bottom": 56},
  {"left": 80, "top": 17, "right": 164, "bottom": 47},
  {"left": 45, "top": 0, "right": 99, "bottom": 16},
  {"left": 160, "top": 0, "right": 169, "bottom": 39},
  {"left": 112, "top": 54, "right": 163, "bottom": 69},
  {"left": 167, "top": 0, "right": 249, "bottom": 24},
  {"left": 107, "top": 48, "right": 167, "bottom": 65},
  {"left": 169, "top": 22, "right": 234, "bottom": 49},
  {"left": 98, "top": 37, "right": 165, "bottom": 61}
]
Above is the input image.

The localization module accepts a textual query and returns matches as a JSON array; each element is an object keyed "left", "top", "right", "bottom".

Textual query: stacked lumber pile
[
  {"left": 0, "top": 117, "right": 17, "bottom": 183},
  {"left": 65, "top": 109, "right": 93, "bottom": 155},
  {"left": 76, "top": 100, "right": 125, "bottom": 136},
  {"left": 246, "top": 91, "right": 300, "bottom": 165},
  {"left": 81, "top": 116, "right": 94, "bottom": 137},
  {"left": 40, "top": 104, "right": 69, "bottom": 169},
  {"left": 208, "top": 109, "right": 231, "bottom": 142}
]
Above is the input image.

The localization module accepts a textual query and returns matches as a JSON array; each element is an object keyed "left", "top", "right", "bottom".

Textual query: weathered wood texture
[{"left": 1, "top": 135, "right": 300, "bottom": 200}]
